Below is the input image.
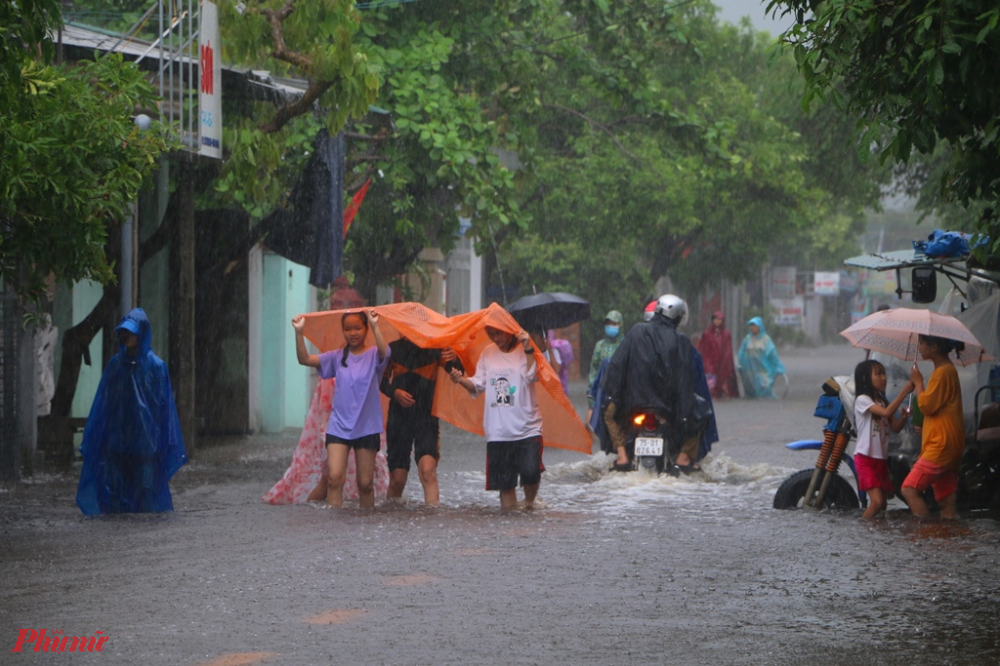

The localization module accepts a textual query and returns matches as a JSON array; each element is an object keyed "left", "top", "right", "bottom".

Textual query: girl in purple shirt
[{"left": 292, "top": 310, "right": 389, "bottom": 508}]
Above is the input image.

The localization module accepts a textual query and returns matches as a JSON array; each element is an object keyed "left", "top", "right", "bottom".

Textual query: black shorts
[
  {"left": 325, "top": 433, "right": 381, "bottom": 452},
  {"left": 486, "top": 436, "right": 542, "bottom": 491},
  {"left": 385, "top": 415, "right": 440, "bottom": 472}
]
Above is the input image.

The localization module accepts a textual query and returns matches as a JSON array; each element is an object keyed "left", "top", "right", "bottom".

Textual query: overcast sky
[{"left": 711, "top": 0, "right": 794, "bottom": 35}]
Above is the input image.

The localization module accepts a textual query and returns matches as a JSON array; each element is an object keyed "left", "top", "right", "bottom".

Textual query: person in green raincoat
[
  {"left": 587, "top": 310, "right": 624, "bottom": 425},
  {"left": 737, "top": 316, "right": 786, "bottom": 398}
]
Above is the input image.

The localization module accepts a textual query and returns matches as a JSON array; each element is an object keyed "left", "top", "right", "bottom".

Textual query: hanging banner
[
  {"left": 771, "top": 297, "right": 805, "bottom": 327},
  {"left": 199, "top": 1, "right": 222, "bottom": 159},
  {"left": 814, "top": 271, "right": 840, "bottom": 296},
  {"left": 771, "top": 266, "right": 797, "bottom": 299}
]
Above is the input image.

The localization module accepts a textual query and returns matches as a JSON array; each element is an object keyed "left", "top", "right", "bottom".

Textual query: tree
[
  {"left": 1, "top": 6, "right": 170, "bottom": 304},
  {"left": 500, "top": 2, "right": 888, "bottom": 330},
  {"left": 767, "top": 0, "right": 1000, "bottom": 253},
  {"left": 341, "top": 4, "right": 533, "bottom": 301},
  {"left": 209, "top": 0, "right": 379, "bottom": 215}
]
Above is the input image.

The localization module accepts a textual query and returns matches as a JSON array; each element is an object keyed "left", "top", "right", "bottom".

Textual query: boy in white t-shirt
[
  {"left": 853, "top": 359, "right": 913, "bottom": 519},
  {"left": 449, "top": 326, "right": 542, "bottom": 510}
]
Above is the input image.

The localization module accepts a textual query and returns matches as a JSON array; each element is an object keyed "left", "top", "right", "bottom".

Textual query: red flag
[{"left": 343, "top": 178, "right": 371, "bottom": 237}]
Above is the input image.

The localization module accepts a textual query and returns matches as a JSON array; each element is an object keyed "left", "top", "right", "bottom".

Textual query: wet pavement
[{"left": 2, "top": 344, "right": 999, "bottom": 665}]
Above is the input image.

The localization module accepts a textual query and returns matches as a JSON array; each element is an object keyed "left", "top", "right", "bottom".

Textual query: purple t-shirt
[{"left": 318, "top": 345, "right": 391, "bottom": 439}]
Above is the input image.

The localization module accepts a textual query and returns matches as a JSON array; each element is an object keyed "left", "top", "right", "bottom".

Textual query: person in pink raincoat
[{"left": 698, "top": 311, "right": 738, "bottom": 399}]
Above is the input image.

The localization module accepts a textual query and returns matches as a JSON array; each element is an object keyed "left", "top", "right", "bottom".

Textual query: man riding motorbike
[{"left": 601, "top": 295, "right": 703, "bottom": 473}]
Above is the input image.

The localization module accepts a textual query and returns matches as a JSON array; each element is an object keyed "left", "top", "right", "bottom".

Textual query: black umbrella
[{"left": 506, "top": 292, "right": 591, "bottom": 331}]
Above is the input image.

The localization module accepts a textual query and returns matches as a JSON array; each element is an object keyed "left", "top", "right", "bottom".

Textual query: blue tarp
[
  {"left": 913, "top": 229, "right": 988, "bottom": 259},
  {"left": 76, "top": 308, "right": 187, "bottom": 515}
]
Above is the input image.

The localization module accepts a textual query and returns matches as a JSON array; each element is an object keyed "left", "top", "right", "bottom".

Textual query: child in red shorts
[
  {"left": 853, "top": 360, "right": 913, "bottom": 519},
  {"left": 902, "top": 335, "right": 965, "bottom": 519}
]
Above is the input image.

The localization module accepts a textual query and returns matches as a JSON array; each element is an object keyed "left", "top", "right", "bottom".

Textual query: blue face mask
[{"left": 605, "top": 325, "right": 620, "bottom": 338}]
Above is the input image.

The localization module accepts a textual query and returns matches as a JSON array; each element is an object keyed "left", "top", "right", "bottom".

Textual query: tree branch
[
  {"left": 260, "top": 80, "right": 333, "bottom": 134},
  {"left": 542, "top": 103, "right": 642, "bottom": 164},
  {"left": 261, "top": 0, "right": 311, "bottom": 71},
  {"left": 344, "top": 131, "right": 384, "bottom": 141},
  {"left": 346, "top": 154, "right": 388, "bottom": 166},
  {"left": 258, "top": 0, "right": 334, "bottom": 134}
]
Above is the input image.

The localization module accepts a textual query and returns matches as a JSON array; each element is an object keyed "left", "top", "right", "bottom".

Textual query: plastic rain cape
[
  {"left": 299, "top": 302, "right": 591, "bottom": 454},
  {"left": 76, "top": 308, "right": 187, "bottom": 515},
  {"left": 737, "top": 316, "right": 786, "bottom": 398}
]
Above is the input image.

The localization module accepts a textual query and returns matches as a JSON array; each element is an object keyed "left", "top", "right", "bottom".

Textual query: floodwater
[{"left": 2, "top": 344, "right": 999, "bottom": 665}]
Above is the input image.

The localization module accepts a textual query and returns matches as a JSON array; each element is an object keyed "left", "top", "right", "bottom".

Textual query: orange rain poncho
[{"left": 300, "top": 302, "right": 591, "bottom": 454}]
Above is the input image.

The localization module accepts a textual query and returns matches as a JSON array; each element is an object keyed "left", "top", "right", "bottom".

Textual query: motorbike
[
  {"left": 772, "top": 376, "right": 864, "bottom": 510},
  {"left": 773, "top": 242, "right": 1000, "bottom": 512},
  {"left": 773, "top": 375, "right": 1000, "bottom": 512},
  {"left": 624, "top": 394, "right": 713, "bottom": 475},
  {"left": 626, "top": 410, "right": 679, "bottom": 476}
]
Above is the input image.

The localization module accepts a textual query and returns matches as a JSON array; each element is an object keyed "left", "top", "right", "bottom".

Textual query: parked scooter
[
  {"left": 773, "top": 375, "right": 1000, "bottom": 512},
  {"left": 773, "top": 376, "right": 864, "bottom": 510}
]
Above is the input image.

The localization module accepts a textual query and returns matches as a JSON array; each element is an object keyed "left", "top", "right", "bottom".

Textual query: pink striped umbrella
[{"left": 840, "top": 307, "right": 993, "bottom": 366}]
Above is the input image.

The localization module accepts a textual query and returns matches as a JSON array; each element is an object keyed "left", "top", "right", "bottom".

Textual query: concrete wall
[
  {"left": 259, "top": 253, "right": 313, "bottom": 433},
  {"left": 444, "top": 234, "right": 483, "bottom": 315}
]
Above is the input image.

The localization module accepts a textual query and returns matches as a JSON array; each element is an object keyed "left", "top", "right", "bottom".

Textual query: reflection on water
[{"left": 4, "top": 435, "right": 1000, "bottom": 665}]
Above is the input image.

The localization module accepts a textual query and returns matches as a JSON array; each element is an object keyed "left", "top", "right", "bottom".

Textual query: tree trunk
[
  {"left": 169, "top": 160, "right": 198, "bottom": 457},
  {"left": 46, "top": 189, "right": 185, "bottom": 467}
]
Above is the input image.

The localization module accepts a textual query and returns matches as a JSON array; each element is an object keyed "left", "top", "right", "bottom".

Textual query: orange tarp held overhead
[{"left": 300, "top": 302, "right": 591, "bottom": 454}]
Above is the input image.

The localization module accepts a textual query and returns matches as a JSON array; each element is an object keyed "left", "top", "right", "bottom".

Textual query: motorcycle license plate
[{"left": 634, "top": 437, "right": 663, "bottom": 456}]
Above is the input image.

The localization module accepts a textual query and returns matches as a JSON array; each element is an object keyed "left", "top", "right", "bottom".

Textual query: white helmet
[{"left": 654, "top": 294, "right": 688, "bottom": 326}]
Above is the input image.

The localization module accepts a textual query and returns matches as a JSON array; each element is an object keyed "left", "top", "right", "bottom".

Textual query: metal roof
[
  {"left": 842, "top": 249, "right": 964, "bottom": 271},
  {"left": 57, "top": 22, "right": 308, "bottom": 100}
]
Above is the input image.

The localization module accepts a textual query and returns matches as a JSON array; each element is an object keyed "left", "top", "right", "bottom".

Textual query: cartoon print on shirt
[
  {"left": 870, "top": 416, "right": 883, "bottom": 439},
  {"left": 492, "top": 376, "right": 516, "bottom": 406}
]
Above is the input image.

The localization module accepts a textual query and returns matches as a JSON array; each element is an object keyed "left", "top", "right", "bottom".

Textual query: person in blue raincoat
[
  {"left": 76, "top": 308, "right": 187, "bottom": 515},
  {"left": 737, "top": 316, "right": 786, "bottom": 399}
]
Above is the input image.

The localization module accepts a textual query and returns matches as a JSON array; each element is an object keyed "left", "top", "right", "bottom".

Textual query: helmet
[
  {"left": 643, "top": 301, "right": 657, "bottom": 322},
  {"left": 654, "top": 294, "right": 688, "bottom": 326}
]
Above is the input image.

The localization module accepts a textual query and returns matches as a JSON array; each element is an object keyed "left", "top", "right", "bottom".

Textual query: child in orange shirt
[{"left": 902, "top": 335, "right": 965, "bottom": 519}]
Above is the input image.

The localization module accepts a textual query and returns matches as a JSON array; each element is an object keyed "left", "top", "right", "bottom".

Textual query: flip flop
[
  {"left": 610, "top": 462, "right": 633, "bottom": 472},
  {"left": 676, "top": 462, "right": 703, "bottom": 475}
]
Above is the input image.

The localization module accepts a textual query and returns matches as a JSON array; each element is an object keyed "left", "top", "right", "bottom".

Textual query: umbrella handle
[{"left": 905, "top": 361, "right": 916, "bottom": 415}]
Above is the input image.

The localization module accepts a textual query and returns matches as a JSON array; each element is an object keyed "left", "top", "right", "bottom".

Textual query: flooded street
[{"left": 3, "top": 344, "right": 1000, "bottom": 665}]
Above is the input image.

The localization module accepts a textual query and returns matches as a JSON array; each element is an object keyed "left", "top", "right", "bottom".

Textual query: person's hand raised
[
  {"left": 516, "top": 330, "right": 532, "bottom": 352},
  {"left": 291, "top": 315, "right": 306, "bottom": 332}
]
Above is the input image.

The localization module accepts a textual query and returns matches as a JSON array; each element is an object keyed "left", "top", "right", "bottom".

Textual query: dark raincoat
[
  {"left": 691, "top": 348, "right": 719, "bottom": 459},
  {"left": 601, "top": 314, "right": 698, "bottom": 433},
  {"left": 76, "top": 309, "right": 187, "bottom": 515}
]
